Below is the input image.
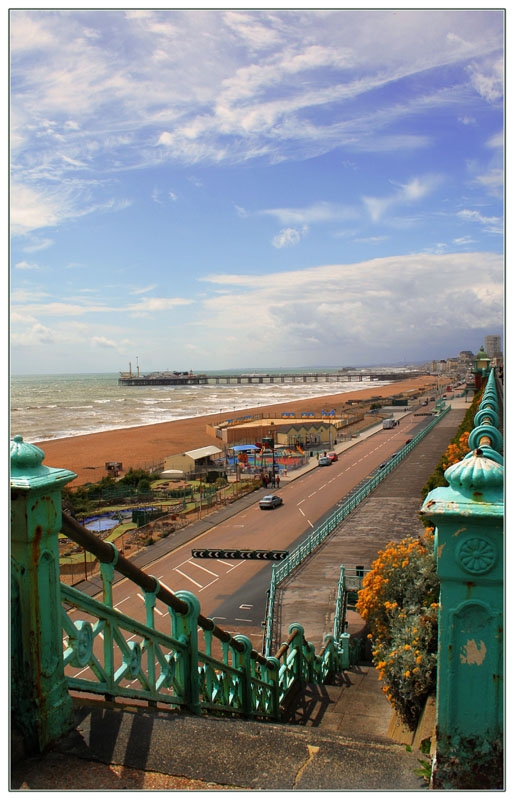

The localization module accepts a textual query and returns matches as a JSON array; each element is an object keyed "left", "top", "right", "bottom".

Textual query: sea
[{"left": 10, "top": 369, "right": 404, "bottom": 444}]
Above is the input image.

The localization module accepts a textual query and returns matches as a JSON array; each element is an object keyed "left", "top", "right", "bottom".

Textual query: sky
[{"left": 10, "top": 7, "right": 504, "bottom": 375}]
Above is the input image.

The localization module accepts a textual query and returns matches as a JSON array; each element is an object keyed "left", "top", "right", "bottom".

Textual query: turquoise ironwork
[
  {"left": 10, "top": 435, "right": 77, "bottom": 754},
  {"left": 421, "top": 369, "right": 503, "bottom": 788},
  {"left": 264, "top": 405, "right": 451, "bottom": 654},
  {"left": 11, "top": 431, "right": 376, "bottom": 755}
]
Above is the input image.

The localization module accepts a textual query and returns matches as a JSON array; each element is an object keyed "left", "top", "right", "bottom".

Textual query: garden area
[{"left": 60, "top": 467, "right": 260, "bottom": 584}]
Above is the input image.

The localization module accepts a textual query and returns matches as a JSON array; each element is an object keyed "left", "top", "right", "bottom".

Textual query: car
[
  {"left": 327, "top": 452, "right": 338, "bottom": 462},
  {"left": 259, "top": 494, "right": 283, "bottom": 509},
  {"left": 405, "top": 438, "right": 412, "bottom": 444},
  {"left": 318, "top": 456, "right": 332, "bottom": 466}
]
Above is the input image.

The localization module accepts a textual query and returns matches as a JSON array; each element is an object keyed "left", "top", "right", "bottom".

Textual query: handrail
[
  {"left": 61, "top": 511, "right": 272, "bottom": 668},
  {"left": 263, "top": 405, "right": 451, "bottom": 654}
]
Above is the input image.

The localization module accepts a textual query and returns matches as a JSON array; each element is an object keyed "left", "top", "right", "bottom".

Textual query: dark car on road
[{"left": 259, "top": 494, "right": 283, "bottom": 509}]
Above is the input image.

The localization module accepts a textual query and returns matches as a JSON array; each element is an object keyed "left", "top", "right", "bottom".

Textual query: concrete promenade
[{"left": 276, "top": 399, "right": 468, "bottom": 651}]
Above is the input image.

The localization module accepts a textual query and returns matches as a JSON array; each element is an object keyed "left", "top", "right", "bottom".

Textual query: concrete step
[{"left": 11, "top": 699, "right": 427, "bottom": 791}]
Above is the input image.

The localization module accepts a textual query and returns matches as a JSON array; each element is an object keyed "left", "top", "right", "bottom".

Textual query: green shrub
[{"left": 357, "top": 531, "right": 439, "bottom": 730}]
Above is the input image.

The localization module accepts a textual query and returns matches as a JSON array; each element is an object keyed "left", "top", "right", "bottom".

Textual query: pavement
[{"left": 11, "top": 395, "right": 465, "bottom": 790}]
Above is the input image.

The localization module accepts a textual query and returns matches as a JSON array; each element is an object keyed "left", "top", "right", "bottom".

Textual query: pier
[{"left": 118, "top": 370, "right": 425, "bottom": 387}]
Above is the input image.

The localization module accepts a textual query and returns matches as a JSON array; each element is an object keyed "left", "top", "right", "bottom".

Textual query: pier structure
[{"left": 118, "top": 370, "right": 425, "bottom": 387}]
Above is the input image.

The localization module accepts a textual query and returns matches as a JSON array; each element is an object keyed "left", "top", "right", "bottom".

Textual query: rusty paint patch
[{"left": 460, "top": 638, "right": 487, "bottom": 665}]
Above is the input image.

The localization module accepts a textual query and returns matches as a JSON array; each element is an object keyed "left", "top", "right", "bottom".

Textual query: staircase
[{"left": 11, "top": 663, "right": 427, "bottom": 791}]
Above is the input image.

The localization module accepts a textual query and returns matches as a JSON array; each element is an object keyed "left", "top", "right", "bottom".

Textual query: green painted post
[
  {"left": 421, "top": 449, "right": 503, "bottom": 789},
  {"left": 170, "top": 590, "right": 201, "bottom": 715},
  {"left": 232, "top": 635, "right": 254, "bottom": 717},
  {"left": 10, "top": 435, "right": 77, "bottom": 754}
]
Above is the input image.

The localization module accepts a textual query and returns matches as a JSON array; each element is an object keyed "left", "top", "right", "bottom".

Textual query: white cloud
[
  {"left": 194, "top": 251, "right": 503, "bottom": 363},
  {"left": 468, "top": 56, "right": 504, "bottom": 103},
  {"left": 14, "top": 260, "right": 39, "bottom": 270},
  {"left": 457, "top": 209, "right": 502, "bottom": 234},
  {"left": 363, "top": 174, "right": 442, "bottom": 222},
  {"left": 260, "top": 202, "right": 358, "bottom": 226},
  {"left": 129, "top": 284, "right": 158, "bottom": 295},
  {"left": 272, "top": 227, "right": 307, "bottom": 248},
  {"left": 91, "top": 336, "right": 117, "bottom": 348}
]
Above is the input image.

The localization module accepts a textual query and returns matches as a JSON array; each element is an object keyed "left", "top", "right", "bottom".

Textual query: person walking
[{"left": 276, "top": 474, "right": 280, "bottom": 488}]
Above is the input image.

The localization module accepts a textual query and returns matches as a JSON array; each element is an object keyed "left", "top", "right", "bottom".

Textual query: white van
[{"left": 382, "top": 418, "right": 396, "bottom": 429}]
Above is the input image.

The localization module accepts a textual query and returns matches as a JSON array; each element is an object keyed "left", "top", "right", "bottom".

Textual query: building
[
  {"left": 484, "top": 335, "right": 502, "bottom": 358},
  {"left": 164, "top": 445, "right": 224, "bottom": 477}
]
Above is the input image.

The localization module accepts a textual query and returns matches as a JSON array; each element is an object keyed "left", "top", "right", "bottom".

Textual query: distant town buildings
[{"left": 422, "top": 337, "right": 502, "bottom": 378}]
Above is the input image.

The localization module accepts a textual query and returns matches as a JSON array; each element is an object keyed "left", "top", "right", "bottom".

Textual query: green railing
[
  {"left": 263, "top": 405, "right": 451, "bottom": 655},
  {"left": 59, "top": 512, "right": 353, "bottom": 723}
]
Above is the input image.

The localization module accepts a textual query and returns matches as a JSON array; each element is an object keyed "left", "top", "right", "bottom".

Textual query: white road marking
[
  {"left": 188, "top": 561, "right": 219, "bottom": 577},
  {"left": 198, "top": 577, "right": 220, "bottom": 593},
  {"left": 174, "top": 568, "right": 203, "bottom": 588},
  {"left": 235, "top": 618, "right": 252, "bottom": 622},
  {"left": 114, "top": 596, "right": 130, "bottom": 609},
  {"left": 239, "top": 604, "right": 253, "bottom": 609}
]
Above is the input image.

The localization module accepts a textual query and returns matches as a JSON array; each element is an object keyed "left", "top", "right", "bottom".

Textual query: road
[{"left": 66, "top": 407, "right": 435, "bottom": 678}]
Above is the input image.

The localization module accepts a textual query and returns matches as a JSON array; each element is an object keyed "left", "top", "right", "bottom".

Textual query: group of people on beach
[{"left": 261, "top": 471, "right": 280, "bottom": 489}]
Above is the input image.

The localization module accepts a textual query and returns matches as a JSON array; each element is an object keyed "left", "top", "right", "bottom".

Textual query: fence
[{"left": 263, "top": 405, "right": 451, "bottom": 655}]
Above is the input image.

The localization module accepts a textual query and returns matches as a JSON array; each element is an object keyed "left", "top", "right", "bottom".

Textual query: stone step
[{"left": 18, "top": 700, "right": 427, "bottom": 791}]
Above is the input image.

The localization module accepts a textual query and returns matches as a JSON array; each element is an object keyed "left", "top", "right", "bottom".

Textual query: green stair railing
[
  {"left": 264, "top": 405, "right": 451, "bottom": 655},
  {"left": 11, "top": 433, "right": 363, "bottom": 754},
  {"left": 60, "top": 513, "right": 357, "bottom": 721}
]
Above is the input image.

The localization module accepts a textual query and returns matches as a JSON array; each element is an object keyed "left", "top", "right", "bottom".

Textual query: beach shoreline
[{"left": 33, "top": 375, "right": 437, "bottom": 486}]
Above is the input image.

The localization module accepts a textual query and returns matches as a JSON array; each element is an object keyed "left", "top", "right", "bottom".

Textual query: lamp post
[{"left": 262, "top": 434, "right": 276, "bottom": 482}]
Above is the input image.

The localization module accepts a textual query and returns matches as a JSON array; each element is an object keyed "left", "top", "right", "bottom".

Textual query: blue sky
[{"left": 10, "top": 8, "right": 504, "bottom": 374}]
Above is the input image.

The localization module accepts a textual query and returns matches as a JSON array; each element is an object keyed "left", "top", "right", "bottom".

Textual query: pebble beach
[{"left": 33, "top": 375, "right": 437, "bottom": 486}]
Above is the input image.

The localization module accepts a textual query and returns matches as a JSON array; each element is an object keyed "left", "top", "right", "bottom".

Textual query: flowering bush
[{"left": 356, "top": 530, "right": 439, "bottom": 730}]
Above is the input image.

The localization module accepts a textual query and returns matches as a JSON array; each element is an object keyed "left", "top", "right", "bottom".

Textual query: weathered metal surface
[
  {"left": 10, "top": 435, "right": 77, "bottom": 754},
  {"left": 421, "top": 369, "right": 503, "bottom": 789}
]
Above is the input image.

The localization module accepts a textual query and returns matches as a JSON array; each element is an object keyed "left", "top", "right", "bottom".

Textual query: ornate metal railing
[
  {"left": 59, "top": 512, "right": 353, "bottom": 722},
  {"left": 263, "top": 405, "right": 451, "bottom": 654},
  {"left": 11, "top": 432, "right": 362, "bottom": 753}
]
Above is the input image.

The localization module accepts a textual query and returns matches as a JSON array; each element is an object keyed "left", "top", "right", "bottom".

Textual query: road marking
[
  {"left": 75, "top": 667, "right": 90, "bottom": 677},
  {"left": 297, "top": 499, "right": 305, "bottom": 506},
  {"left": 188, "top": 561, "right": 219, "bottom": 577},
  {"left": 307, "top": 519, "right": 314, "bottom": 528},
  {"left": 199, "top": 577, "right": 220, "bottom": 593},
  {"left": 137, "top": 593, "right": 145, "bottom": 603},
  {"left": 114, "top": 596, "right": 130, "bottom": 609},
  {"left": 235, "top": 618, "right": 252, "bottom": 622},
  {"left": 154, "top": 606, "right": 165, "bottom": 616},
  {"left": 174, "top": 568, "right": 203, "bottom": 588},
  {"left": 298, "top": 507, "right": 306, "bottom": 517},
  {"left": 240, "top": 604, "right": 253, "bottom": 609}
]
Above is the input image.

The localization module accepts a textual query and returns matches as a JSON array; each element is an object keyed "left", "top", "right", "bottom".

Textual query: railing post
[
  {"left": 10, "top": 435, "right": 77, "bottom": 754},
  {"left": 171, "top": 590, "right": 201, "bottom": 715},
  {"left": 232, "top": 635, "right": 254, "bottom": 717},
  {"left": 421, "top": 379, "right": 503, "bottom": 789}
]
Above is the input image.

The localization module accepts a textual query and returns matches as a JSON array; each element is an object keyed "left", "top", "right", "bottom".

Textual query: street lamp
[{"left": 262, "top": 434, "right": 276, "bottom": 481}]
